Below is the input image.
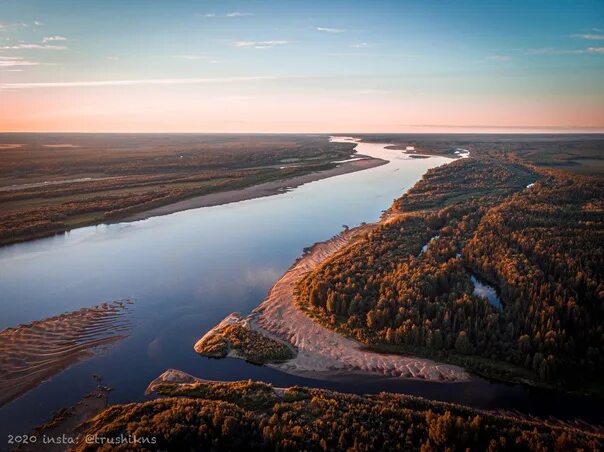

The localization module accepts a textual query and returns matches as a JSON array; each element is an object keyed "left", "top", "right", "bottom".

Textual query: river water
[{"left": 0, "top": 137, "right": 600, "bottom": 439}]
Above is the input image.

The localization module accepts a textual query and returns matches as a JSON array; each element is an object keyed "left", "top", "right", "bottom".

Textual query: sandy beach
[
  {"left": 200, "top": 225, "right": 470, "bottom": 382},
  {"left": 124, "top": 156, "right": 386, "bottom": 222}
]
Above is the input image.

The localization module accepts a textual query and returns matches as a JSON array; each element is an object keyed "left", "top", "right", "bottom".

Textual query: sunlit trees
[
  {"left": 77, "top": 380, "right": 602, "bottom": 451},
  {"left": 296, "top": 156, "right": 603, "bottom": 384}
]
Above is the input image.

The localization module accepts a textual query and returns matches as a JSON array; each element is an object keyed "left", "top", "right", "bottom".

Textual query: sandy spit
[
  {"left": 201, "top": 226, "right": 470, "bottom": 382},
  {"left": 0, "top": 300, "right": 133, "bottom": 407},
  {"left": 124, "top": 157, "right": 386, "bottom": 222}
]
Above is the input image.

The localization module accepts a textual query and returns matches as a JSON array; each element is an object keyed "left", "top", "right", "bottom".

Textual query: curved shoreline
[
  {"left": 123, "top": 156, "right": 387, "bottom": 222},
  {"left": 256, "top": 226, "right": 469, "bottom": 381},
  {"left": 199, "top": 225, "right": 470, "bottom": 382},
  {"left": 196, "top": 136, "right": 469, "bottom": 382},
  {"left": 0, "top": 155, "right": 386, "bottom": 248}
]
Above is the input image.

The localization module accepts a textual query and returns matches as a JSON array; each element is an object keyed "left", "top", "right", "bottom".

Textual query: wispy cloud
[
  {"left": 0, "top": 43, "right": 66, "bottom": 50},
  {"left": 571, "top": 33, "right": 604, "bottom": 40},
  {"left": 234, "top": 40, "right": 291, "bottom": 49},
  {"left": 486, "top": 55, "right": 511, "bottom": 61},
  {"left": 351, "top": 42, "right": 369, "bottom": 49},
  {"left": 0, "top": 75, "right": 287, "bottom": 90},
  {"left": 316, "top": 27, "right": 346, "bottom": 33},
  {"left": 3, "top": 20, "right": 43, "bottom": 28},
  {"left": 174, "top": 55, "right": 221, "bottom": 63},
  {"left": 0, "top": 21, "right": 37, "bottom": 31},
  {"left": 106, "top": 56, "right": 120, "bottom": 61},
  {"left": 526, "top": 46, "right": 604, "bottom": 55},
  {"left": 0, "top": 56, "right": 40, "bottom": 67},
  {"left": 226, "top": 12, "right": 253, "bottom": 17},
  {"left": 42, "top": 35, "right": 67, "bottom": 43},
  {"left": 325, "top": 52, "right": 412, "bottom": 58},
  {"left": 200, "top": 12, "right": 253, "bottom": 18}
]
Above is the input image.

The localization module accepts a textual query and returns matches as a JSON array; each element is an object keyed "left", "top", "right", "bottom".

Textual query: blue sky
[{"left": 1, "top": 0, "right": 603, "bottom": 132}]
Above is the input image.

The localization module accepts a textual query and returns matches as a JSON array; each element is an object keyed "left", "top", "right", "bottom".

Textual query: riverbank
[
  {"left": 197, "top": 225, "right": 470, "bottom": 382},
  {"left": 70, "top": 369, "right": 603, "bottom": 451},
  {"left": 0, "top": 157, "right": 385, "bottom": 248},
  {"left": 0, "top": 134, "right": 368, "bottom": 247},
  {"left": 123, "top": 156, "right": 386, "bottom": 222}
]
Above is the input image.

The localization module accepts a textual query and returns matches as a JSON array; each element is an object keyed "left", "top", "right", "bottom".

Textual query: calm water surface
[{"left": 0, "top": 138, "right": 600, "bottom": 440}]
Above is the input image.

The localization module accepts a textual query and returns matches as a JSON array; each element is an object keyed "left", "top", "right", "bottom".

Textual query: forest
[
  {"left": 75, "top": 379, "right": 602, "bottom": 451},
  {"left": 194, "top": 322, "right": 295, "bottom": 364},
  {"left": 296, "top": 154, "right": 603, "bottom": 389}
]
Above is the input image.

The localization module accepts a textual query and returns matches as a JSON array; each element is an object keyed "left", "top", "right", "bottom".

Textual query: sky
[{"left": 0, "top": 0, "right": 603, "bottom": 133}]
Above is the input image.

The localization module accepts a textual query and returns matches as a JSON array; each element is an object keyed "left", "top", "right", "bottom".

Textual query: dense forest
[
  {"left": 76, "top": 379, "right": 602, "bottom": 451},
  {"left": 195, "top": 321, "right": 295, "bottom": 364},
  {"left": 296, "top": 155, "right": 604, "bottom": 387}
]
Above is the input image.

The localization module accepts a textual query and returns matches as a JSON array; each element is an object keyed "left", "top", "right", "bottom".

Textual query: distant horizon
[
  {"left": 2, "top": 128, "right": 604, "bottom": 135},
  {"left": 1, "top": 0, "right": 603, "bottom": 133}
]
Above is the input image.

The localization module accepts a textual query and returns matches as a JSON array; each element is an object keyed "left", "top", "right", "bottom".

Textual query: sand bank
[
  {"left": 124, "top": 157, "right": 386, "bottom": 222},
  {"left": 0, "top": 300, "right": 133, "bottom": 407},
  {"left": 199, "top": 226, "right": 470, "bottom": 382}
]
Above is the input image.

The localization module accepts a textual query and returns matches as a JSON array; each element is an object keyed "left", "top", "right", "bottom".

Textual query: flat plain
[{"left": 0, "top": 134, "right": 363, "bottom": 245}]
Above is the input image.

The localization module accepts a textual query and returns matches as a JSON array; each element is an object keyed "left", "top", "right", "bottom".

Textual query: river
[{"left": 0, "top": 137, "right": 600, "bottom": 440}]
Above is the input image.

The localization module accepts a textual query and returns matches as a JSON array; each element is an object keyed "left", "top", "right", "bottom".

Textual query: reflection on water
[
  {"left": 0, "top": 138, "right": 600, "bottom": 436},
  {"left": 471, "top": 275, "right": 503, "bottom": 310}
]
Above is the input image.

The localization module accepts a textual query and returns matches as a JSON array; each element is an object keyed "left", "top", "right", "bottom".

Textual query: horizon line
[{"left": 1, "top": 130, "right": 604, "bottom": 135}]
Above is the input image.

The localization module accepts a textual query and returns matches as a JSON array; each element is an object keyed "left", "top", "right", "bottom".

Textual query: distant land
[
  {"left": 198, "top": 134, "right": 603, "bottom": 394},
  {"left": 0, "top": 134, "right": 385, "bottom": 246}
]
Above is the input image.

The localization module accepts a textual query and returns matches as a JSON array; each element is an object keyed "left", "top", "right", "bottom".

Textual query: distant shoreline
[
  {"left": 123, "top": 156, "right": 387, "bottom": 222},
  {"left": 0, "top": 156, "right": 386, "bottom": 248}
]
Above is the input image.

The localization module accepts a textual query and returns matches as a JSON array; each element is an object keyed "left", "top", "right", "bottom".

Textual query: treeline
[
  {"left": 76, "top": 379, "right": 602, "bottom": 451},
  {"left": 195, "top": 323, "right": 295, "bottom": 364},
  {"left": 296, "top": 156, "right": 603, "bottom": 385}
]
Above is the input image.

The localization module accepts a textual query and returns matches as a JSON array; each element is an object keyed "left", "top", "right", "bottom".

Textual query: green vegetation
[
  {"left": 76, "top": 379, "right": 602, "bottom": 451},
  {"left": 195, "top": 323, "right": 295, "bottom": 365},
  {"left": 296, "top": 153, "right": 603, "bottom": 391},
  {"left": 0, "top": 134, "right": 356, "bottom": 245}
]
